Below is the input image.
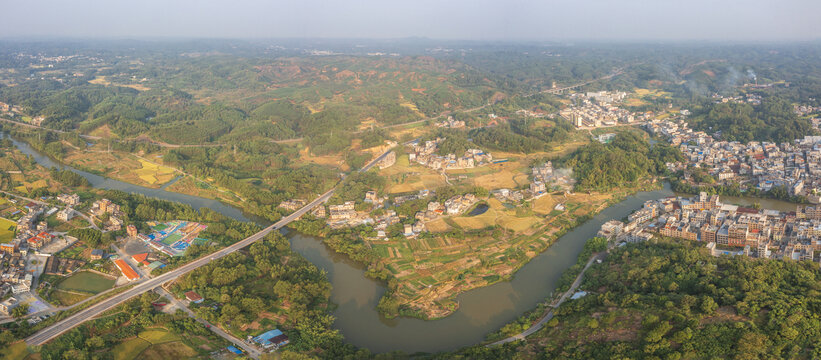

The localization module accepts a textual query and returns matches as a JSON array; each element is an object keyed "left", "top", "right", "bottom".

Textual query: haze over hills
[{"left": 0, "top": 1, "right": 819, "bottom": 359}]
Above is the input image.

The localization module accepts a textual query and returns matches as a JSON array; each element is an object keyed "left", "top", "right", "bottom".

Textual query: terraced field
[{"left": 369, "top": 189, "right": 618, "bottom": 319}]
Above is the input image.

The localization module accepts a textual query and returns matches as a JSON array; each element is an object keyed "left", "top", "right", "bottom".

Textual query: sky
[{"left": 2, "top": 0, "right": 820, "bottom": 41}]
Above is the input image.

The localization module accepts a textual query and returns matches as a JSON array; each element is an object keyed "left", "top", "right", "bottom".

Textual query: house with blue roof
[{"left": 252, "top": 329, "right": 289, "bottom": 350}]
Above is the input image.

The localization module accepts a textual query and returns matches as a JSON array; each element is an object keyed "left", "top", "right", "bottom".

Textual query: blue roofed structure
[
  {"left": 252, "top": 329, "right": 289, "bottom": 350},
  {"left": 227, "top": 346, "right": 243, "bottom": 354}
]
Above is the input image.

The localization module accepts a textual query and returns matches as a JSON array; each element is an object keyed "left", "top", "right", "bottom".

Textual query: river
[{"left": 7, "top": 134, "right": 688, "bottom": 353}]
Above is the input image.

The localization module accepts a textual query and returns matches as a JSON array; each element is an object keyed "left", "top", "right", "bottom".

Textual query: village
[
  {"left": 646, "top": 118, "right": 821, "bottom": 203},
  {"left": 560, "top": 90, "right": 654, "bottom": 128},
  {"left": 0, "top": 190, "right": 293, "bottom": 355},
  {"left": 600, "top": 191, "right": 821, "bottom": 266},
  {"left": 407, "top": 138, "right": 494, "bottom": 170},
  {"left": 0, "top": 193, "right": 183, "bottom": 321},
  {"left": 0, "top": 195, "right": 124, "bottom": 319}
]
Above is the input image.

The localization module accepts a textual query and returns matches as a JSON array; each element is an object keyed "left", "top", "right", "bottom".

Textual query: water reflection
[{"left": 8, "top": 134, "right": 689, "bottom": 353}]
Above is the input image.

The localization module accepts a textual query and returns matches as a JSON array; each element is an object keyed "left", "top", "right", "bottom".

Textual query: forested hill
[
  {"left": 688, "top": 97, "right": 815, "bottom": 143},
  {"left": 0, "top": 55, "right": 496, "bottom": 146},
  {"left": 441, "top": 238, "right": 821, "bottom": 359},
  {"left": 560, "top": 131, "right": 684, "bottom": 191}
]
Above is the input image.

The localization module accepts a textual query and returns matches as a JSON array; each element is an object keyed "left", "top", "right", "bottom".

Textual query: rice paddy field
[
  {"left": 369, "top": 188, "right": 617, "bottom": 319},
  {"left": 62, "top": 149, "right": 178, "bottom": 187},
  {"left": 133, "top": 159, "right": 177, "bottom": 185},
  {"left": 112, "top": 338, "right": 152, "bottom": 360}
]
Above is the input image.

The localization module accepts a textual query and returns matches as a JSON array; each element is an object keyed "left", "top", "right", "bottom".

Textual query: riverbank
[
  {"left": 7, "top": 132, "right": 682, "bottom": 353},
  {"left": 5, "top": 128, "right": 251, "bottom": 210},
  {"left": 487, "top": 251, "right": 605, "bottom": 346}
]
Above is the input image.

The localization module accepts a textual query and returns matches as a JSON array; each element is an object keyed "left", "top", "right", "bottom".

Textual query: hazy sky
[{"left": 3, "top": 0, "right": 820, "bottom": 41}]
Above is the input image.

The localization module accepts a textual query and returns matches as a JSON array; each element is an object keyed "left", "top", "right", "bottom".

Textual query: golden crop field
[{"left": 134, "top": 159, "right": 177, "bottom": 185}]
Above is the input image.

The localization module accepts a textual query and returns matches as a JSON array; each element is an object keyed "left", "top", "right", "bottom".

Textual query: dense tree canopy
[
  {"left": 689, "top": 98, "right": 814, "bottom": 143},
  {"left": 561, "top": 132, "right": 684, "bottom": 191}
]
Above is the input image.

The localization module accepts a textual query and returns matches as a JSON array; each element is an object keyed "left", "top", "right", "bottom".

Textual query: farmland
[
  {"left": 0, "top": 217, "right": 15, "bottom": 244},
  {"left": 368, "top": 188, "right": 626, "bottom": 319},
  {"left": 111, "top": 329, "right": 192, "bottom": 360},
  {"left": 62, "top": 148, "right": 179, "bottom": 188}
]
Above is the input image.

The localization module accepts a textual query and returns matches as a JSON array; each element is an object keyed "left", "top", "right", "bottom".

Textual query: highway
[
  {"left": 25, "top": 142, "right": 398, "bottom": 346},
  {"left": 25, "top": 187, "right": 336, "bottom": 346}
]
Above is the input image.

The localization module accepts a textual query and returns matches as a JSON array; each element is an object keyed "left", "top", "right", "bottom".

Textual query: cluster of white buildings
[
  {"left": 647, "top": 119, "right": 821, "bottom": 203},
  {"left": 408, "top": 138, "right": 493, "bottom": 170},
  {"left": 794, "top": 104, "right": 821, "bottom": 117},
  {"left": 414, "top": 193, "right": 478, "bottom": 222},
  {"left": 90, "top": 198, "right": 124, "bottom": 231},
  {"left": 711, "top": 92, "right": 763, "bottom": 105},
  {"left": 601, "top": 192, "right": 821, "bottom": 266},
  {"left": 490, "top": 161, "right": 574, "bottom": 203},
  {"left": 323, "top": 189, "right": 480, "bottom": 239},
  {"left": 561, "top": 91, "right": 642, "bottom": 128},
  {"left": 436, "top": 116, "right": 465, "bottom": 128}
]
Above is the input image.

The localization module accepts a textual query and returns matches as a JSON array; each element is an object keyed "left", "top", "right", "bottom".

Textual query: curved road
[{"left": 488, "top": 252, "right": 604, "bottom": 346}]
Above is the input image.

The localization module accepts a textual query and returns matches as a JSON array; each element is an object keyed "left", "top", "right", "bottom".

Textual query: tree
[
  {"left": 700, "top": 296, "right": 718, "bottom": 315},
  {"left": 11, "top": 304, "right": 29, "bottom": 318}
]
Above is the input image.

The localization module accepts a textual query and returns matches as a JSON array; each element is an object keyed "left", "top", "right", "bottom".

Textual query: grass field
[
  {"left": 298, "top": 146, "right": 348, "bottom": 171},
  {"left": 469, "top": 165, "right": 530, "bottom": 189},
  {"left": 381, "top": 154, "right": 448, "bottom": 193},
  {"left": 531, "top": 195, "right": 558, "bottom": 214},
  {"left": 624, "top": 98, "right": 650, "bottom": 107},
  {"left": 112, "top": 338, "right": 151, "bottom": 360},
  {"left": 89, "top": 75, "right": 151, "bottom": 91},
  {"left": 634, "top": 88, "right": 670, "bottom": 97},
  {"left": 161, "top": 233, "right": 182, "bottom": 245},
  {"left": 498, "top": 215, "right": 541, "bottom": 233},
  {"left": 56, "top": 271, "right": 115, "bottom": 294},
  {"left": 139, "top": 329, "right": 181, "bottom": 344},
  {"left": 138, "top": 342, "right": 197, "bottom": 360},
  {"left": 0, "top": 342, "right": 29, "bottom": 360},
  {"left": 88, "top": 124, "right": 118, "bottom": 138},
  {"left": 424, "top": 218, "right": 451, "bottom": 232},
  {"left": 50, "top": 289, "right": 90, "bottom": 306},
  {"left": 166, "top": 176, "right": 245, "bottom": 207},
  {"left": 63, "top": 150, "right": 177, "bottom": 188},
  {"left": 0, "top": 217, "right": 15, "bottom": 244}
]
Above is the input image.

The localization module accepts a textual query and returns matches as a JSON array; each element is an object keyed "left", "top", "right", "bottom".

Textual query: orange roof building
[
  {"left": 114, "top": 259, "right": 139, "bottom": 281},
  {"left": 131, "top": 253, "right": 151, "bottom": 266}
]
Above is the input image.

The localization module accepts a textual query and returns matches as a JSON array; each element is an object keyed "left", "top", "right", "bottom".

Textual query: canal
[{"left": 11, "top": 134, "right": 768, "bottom": 353}]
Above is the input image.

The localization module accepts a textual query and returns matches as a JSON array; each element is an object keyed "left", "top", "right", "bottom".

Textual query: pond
[{"left": 467, "top": 203, "right": 489, "bottom": 216}]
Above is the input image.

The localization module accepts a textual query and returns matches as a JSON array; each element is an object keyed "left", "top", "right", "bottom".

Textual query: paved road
[
  {"left": 488, "top": 252, "right": 604, "bottom": 346},
  {"left": 25, "top": 187, "right": 335, "bottom": 346},
  {"left": 155, "top": 287, "right": 261, "bottom": 359},
  {"left": 525, "top": 67, "right": 627, "bottom": 97},
  {"left": 360, "top": 145, "right": 398, "bottom": 172}
]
